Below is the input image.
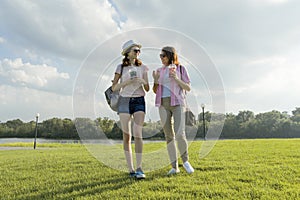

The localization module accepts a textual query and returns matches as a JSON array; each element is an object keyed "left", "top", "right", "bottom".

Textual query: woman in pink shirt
[{"left": 152, "top": 46, "right": 194, "bottom": 175}]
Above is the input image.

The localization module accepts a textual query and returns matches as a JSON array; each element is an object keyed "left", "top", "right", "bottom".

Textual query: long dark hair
[
  {"left": 122, "top": 48, "right": 142, "bottom": 67},
  {"left": 162, "top": 46, "right": 179, "bottom": 65},
  {"left": 122, "top": 54, "right": 142, "bottom": 67}
]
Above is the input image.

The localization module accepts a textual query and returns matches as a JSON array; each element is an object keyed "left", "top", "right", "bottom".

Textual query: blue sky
[{"left": 0, "top": 0, "right": 299, "bottom": 122}]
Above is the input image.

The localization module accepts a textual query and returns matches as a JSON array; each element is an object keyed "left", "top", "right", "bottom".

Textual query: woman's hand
[
  {"left": 152, "top": 70, "right": 160, "bottom": 83},
  {"left": 123, "top": 78, "right": 134, "bottom": 86},
  {"left": 169, "top": 69, "right": 178, "bottom": 80},
  {"left": 122, "top": 77, "right": 147, "bottom": 87},
  {"left": 133, "top": 77, "right": 147, "bottom": 85}
]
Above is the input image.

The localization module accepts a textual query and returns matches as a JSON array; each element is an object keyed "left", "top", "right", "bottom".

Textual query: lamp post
[
  {"left": 201, "top": 104, "right": 205, "bottom": 140},
  {"left": 33, "top": 113, "right": 39, "bottom": 149}
]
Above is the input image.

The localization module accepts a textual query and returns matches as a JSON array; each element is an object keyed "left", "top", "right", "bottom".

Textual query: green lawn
[{"left": 0, "top": 139, "right": 299, "bottom": 199}]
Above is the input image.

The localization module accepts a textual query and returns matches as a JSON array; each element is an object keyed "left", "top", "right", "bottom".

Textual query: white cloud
[
  {"left": 249, "top": 56, "right": 299, "bottom": 93},
  {"left": 0, "top": 85, "right": 72, "bottom": 122},
  {"left": 224, "top": 51, "right": 300, "bottom": 114},
  {"left": 246, "top": 56, "right": 287, "bottom": 66},
  {"left": 0, "top": 36, "right": 5, "bottom": 43},
  {"left": 0, "top": 58, "right": 70, "bottom": 94},
  {"left": 0, "top": 0, "right": 121, "bottom": 60},
  {"left": 251, "top": 0, "right": 289, "bottom": 5}
]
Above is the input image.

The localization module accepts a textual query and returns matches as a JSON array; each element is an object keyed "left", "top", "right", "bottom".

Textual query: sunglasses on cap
[{"left": 160, "top": 54, "right": 166, "bottom": 58}]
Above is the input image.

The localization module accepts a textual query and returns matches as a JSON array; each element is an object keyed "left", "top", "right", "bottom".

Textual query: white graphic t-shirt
[{"left": 115, "top": 64, "right": 148, "bottom": 97}]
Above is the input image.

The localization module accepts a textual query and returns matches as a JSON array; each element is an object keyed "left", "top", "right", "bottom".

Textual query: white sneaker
[
  {"left": 167, "top": 168, "right": 180, "bottom": 175},
  {"left": 183, "top": 161, "right": 194, "bottom": 174}
]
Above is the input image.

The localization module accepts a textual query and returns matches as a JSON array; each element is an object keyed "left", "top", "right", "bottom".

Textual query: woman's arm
[
  {"left": 112, "top": 73, "right": 132, "bottom": 92},
  {"left": 174, "top": 78, "right": 191, "bottom": 91},
  {"left": 169, "top": 69, "right": 191, "bottom": 91},
  {"left": 152, "top": 70, "right": 160, "bottom": 94},
  {"left": 152, "top": 83, "right": 158, "bottom": 94},
  {"left": 111, "top": 73, "right": 121, "bottom": 91},
  {"left": 143, "top": 72, "right": 150, "bottom": 92}
]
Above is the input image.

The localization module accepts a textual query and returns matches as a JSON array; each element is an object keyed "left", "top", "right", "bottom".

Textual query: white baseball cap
[{"left": 121, "top": 40, "right": 142, "bottom": 55}]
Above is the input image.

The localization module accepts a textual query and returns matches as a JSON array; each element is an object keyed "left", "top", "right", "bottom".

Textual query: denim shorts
[{"left": 118, "top": 96, "right": 146, "bottom": 114}]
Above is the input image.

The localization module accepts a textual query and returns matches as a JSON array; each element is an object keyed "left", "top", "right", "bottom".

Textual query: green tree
[
  {"left": 290, "top": 122, "right": 300, "bottom": 137},
  {"left": 222, "top": 113, "right": 240, "bottom": 138},
  {"left": 6, "top": 119, "right": 23, "bottom": 129},
  {"left": 62, "top": 118, "right": 78, "bottom": 139},
  {"left": 108, "top": 122, "right": 123, "bottom": 139},
  {"left": 291, "top": 107, "right": 300, "bottom": 123},
  {"left": 74, "top": 118, "right": 101, "bottom": 139},
  {"left": 253, "top": 110, "right": 283, "bottom": 138},
  {"left": 198, "top": 111, "right": 211, "bottom": 122},
  {"left": 236, "top": 111, "right": 254, "bottom": 123},
  {"left": 16, "top": 121, "right": 35, "bottom": 138},
  {"left": 40, "top": 118, "right": 77, "bottom": 139},
  {"left": 0, "top": 123, "right": 13, "bottom": 137},
  {"left": 95, "top": 117, "right": 115, "bottom": 135}
]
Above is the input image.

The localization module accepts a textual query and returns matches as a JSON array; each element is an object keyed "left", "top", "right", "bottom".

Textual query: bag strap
[
  {"left": 180, "top": 65, "right": 182, "bottom": 77},
  {"left": 179, "top": 65, "right": 187, "bottom": 95},
  {"left": 111, "top": 65, "right": 124, "bottom": 85},
  {"left": 120, "top": 65, "right": 124, "bottom": 76},
  {"left": 179, "top": 65, "right": 189, "bottom": 108},
  {"left": 118, "top": 65, "right": 124, "bottom": 83}
]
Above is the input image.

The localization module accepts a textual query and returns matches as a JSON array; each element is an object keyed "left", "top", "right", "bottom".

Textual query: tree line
[{"left": 1, "top": 108, "right": 300, "bottom": 140}]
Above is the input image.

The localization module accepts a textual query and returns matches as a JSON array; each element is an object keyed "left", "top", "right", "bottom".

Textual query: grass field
[{"left": 0, "top": 139, "right": 299, "bottom": 199}]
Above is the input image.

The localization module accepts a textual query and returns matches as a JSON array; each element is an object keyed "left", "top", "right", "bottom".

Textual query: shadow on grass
[
  {"left": 21, "top": 172, "right": 157, "bottom": 200},
  {"left": 62, "top": 176, "right": 139, "bottom": 199},
  {"left": 18, "top": 165, "right": 227, "bottom": 199},
  {"left": 195, "top": 166, "right": 225, "bottom": 171}
]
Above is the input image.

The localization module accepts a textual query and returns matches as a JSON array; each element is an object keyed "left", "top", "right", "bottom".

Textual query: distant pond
[
  {"left": 0, "top": 138, "right": 82, "bottom": 144},
  {"left": 0, "top": 138, "right": 164, "bottom": 144}
]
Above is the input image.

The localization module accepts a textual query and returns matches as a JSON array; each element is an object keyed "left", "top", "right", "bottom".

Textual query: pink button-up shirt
[{"left": 155, "top": 65, "right": 190, "bottom": 107}]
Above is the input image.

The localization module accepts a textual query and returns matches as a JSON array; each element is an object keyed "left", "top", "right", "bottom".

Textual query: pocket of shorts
[{"left": 137, "top": 97, "right": 145, "bottom": 104}]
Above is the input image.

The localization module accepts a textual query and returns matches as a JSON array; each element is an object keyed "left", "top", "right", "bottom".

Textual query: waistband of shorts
[{"left": 121, "top": 96, "right": 144, "bottom": 100}]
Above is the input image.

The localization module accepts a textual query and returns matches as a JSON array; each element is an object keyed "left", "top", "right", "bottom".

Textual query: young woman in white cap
[
  {"left": 112, "top": 40, "right": 149, "bottom": 179},
  {"left": 152, "top": 46, "right": 194, "bottom": 175}
]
